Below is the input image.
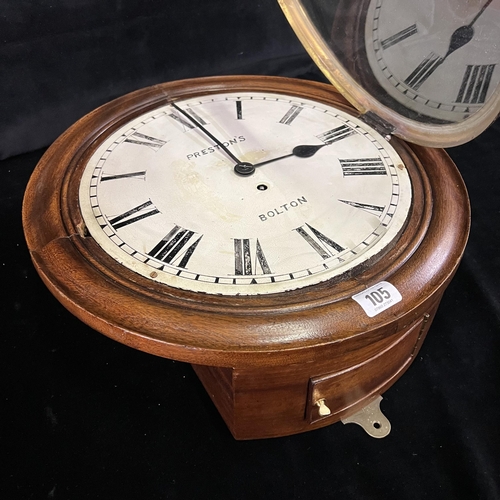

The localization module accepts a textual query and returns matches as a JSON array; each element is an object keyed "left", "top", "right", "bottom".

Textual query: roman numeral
[
  {"left": 236, "top": 100, "right": 243, "bottom": 120},
  {"left": 295, "top": 223, "right": 345, "bottom": 259},
  {"left": 168, "top": 109, "right": 208, "bottom": 130},
  {"left": 339, "top": 158, "right": 387, "bottom": 176},
  {"left": 380, "top": 24, "right": 418, "bottom": 50},
  {"left": 316, "top": 125, "right": 356, "bottom": 144},
  {"left": 404, "top": 52, "right": 442, "bottom": 90},
  {"left": 124, "top": 132, "right": 167, "bottom": 150},
  {"left": 456, "top": 64, "right": 496, "bottom": 104},
  {"left": 233, "top": 238, "right": 271, "bottom": 276},
  {"left": 279, "top": 105, "right": 303, "bottom": 125},
  {"left": 108, "top": 200, "right": 160, "bottom": 230},
  {"left": 148, "top": 225, "right": 202, "bottom": 268},
  {"left": 338, "top": 199, "right": 385, "bottom": 215},
  {"left": 101, "top": 171, "right": 146, "bottom": 182}
]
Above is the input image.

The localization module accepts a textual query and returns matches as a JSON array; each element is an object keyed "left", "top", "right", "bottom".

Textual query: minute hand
[
  {"left": 170, "top": 102, "right": 242, "bottom": 165},
  {"left": 469, "top": 0, "right": 493, "bottom": 28},
  {"left": 234, "top": 144, "right": 326, "bottom": 176}
]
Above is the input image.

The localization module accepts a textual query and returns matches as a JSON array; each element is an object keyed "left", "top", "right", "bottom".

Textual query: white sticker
[{"left": 352, "top": 281, "right": 402, "bottom": 317}]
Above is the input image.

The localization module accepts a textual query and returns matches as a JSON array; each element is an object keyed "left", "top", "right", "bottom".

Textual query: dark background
[{"left": 1, "top": 1, "right": 499, "bottom": 498}]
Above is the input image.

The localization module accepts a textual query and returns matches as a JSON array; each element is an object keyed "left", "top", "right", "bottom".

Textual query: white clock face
[
  {"left": 365, "top": 0, "right": 500, "bottom": 122},
  {"left": 79, "top": 91, "right": 412, "bottom": 295}
]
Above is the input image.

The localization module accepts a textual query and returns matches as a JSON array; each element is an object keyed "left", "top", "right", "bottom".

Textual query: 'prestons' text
[{"left": 186, "top": 136, "right": 246, "bottom": 160}]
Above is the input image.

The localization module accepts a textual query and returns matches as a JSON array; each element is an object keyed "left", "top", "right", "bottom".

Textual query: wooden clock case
[{"left": 22, "top": 75, "right": 470, "bottom": 440}]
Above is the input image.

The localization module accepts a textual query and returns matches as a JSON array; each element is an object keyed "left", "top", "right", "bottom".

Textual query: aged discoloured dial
[{"left": 79, "top": 91, "right": 412, "bottom": 295}]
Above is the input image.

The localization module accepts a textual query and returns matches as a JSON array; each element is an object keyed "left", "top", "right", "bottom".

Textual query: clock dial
[
  {"left": 79, "top": 91, "right": 412, "bottom": 295},
  {"left": 365, "top": 0, "right": 500, "bottom": 121}
]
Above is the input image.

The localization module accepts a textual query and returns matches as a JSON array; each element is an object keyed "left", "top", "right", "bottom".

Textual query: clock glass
[
  {"left": 278, "top": 0, "right": 500, "bottom": 146},
  {"left": 364, "top": 0, "right": 500, "bottom": 122},
  {"left": 79, "top": 91, "right": 412, "bottom": 295}
]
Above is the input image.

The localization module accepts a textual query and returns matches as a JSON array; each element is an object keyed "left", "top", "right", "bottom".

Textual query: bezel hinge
[{"left": 361, "top": 111, "right": 395, "bottom": 141}]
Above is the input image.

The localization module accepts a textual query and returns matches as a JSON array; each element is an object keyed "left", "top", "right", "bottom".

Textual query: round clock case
[{"left": 23, "top": 75, "right": 470, "bottom": 439}]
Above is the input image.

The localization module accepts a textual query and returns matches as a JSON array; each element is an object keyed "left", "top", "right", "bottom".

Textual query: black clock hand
[
  {"left": 170, "top": 102, "right": 242, "bottom": 165},
  {"left": 443, "top": 0, "right": 492, "bottom": 58},
  {"left": 469, "top": 0, "right": 493, "bottom": 28},
  {"left": 234, "top": 144, "right": 326, "bottom": 176},
  {"left": 442, "top": 0, "right": 493, "bottom": 57},
  {"left": 405, "top": 0, "right": 493, "bottom": 90}
]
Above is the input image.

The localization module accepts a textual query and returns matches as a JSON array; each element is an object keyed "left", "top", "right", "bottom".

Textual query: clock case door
[{"left": 278, "top": 0, "right": 500, "bottom": 148}]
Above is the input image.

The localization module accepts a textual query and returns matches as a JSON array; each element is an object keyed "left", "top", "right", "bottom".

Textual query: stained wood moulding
[{"left": 23, "top": 76, "right": 470, "bottom": 439}]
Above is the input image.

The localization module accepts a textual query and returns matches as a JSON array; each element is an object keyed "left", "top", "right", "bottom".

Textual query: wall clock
[{"left": 22, "top": 0, "right": 498, "bottom": 439}]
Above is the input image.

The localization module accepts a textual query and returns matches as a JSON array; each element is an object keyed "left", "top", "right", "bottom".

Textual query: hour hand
[
  {"left": 234, "top": 144, "right": 326, "bottom": 176},
  {"left": 404, "top": 0, "right": 494, "bottom": 91}
]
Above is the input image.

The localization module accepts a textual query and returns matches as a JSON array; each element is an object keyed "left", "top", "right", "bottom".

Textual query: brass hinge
[{"left": 361, "top": 111, "right": 395, "bottom": 140}]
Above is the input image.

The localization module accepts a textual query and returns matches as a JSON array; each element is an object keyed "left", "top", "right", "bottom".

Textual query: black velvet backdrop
[
  {"left": 0, "top": 0, "right": 309, "bottom": 160},
  {"left": 1, "top": 1, "right": 499, "bottom": 499}
]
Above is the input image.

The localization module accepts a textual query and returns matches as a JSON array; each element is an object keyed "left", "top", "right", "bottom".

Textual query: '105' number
[{"left": 365, "top": 287, "right": 391, "bottom": 306}]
